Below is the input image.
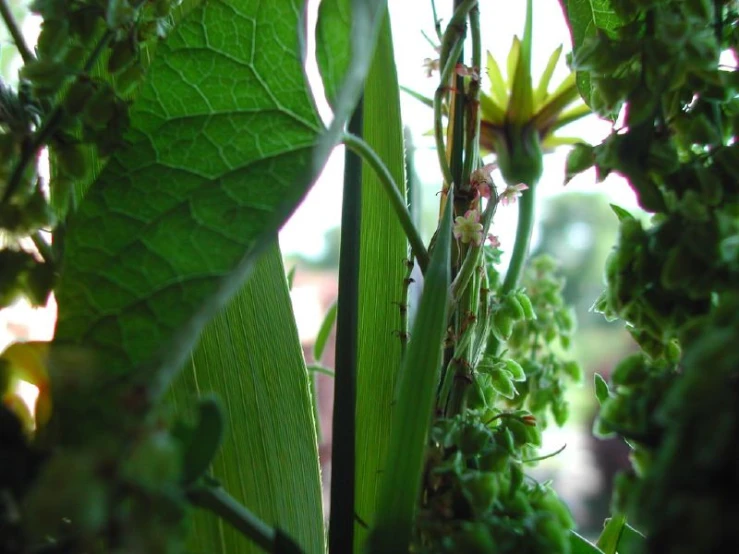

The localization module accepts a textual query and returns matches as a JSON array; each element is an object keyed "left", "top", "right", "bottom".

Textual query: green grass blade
[
  {"left": 368, "top": 196, "right": 453, "bottom": 554},
  {"left": 597, "top": 513, "right": 626, "bottom": 554},
  {"left": 168, "top": 244, "right": 323, "bottom": 554},
  {"left": 570, "top": 530, "right": 607, "bottom": 554},
  {"left": 313, "top": 302, "right": 337, "bottom": 362},
  {"left": 352, "top": 11, "right": 409, "bottom": 551}
]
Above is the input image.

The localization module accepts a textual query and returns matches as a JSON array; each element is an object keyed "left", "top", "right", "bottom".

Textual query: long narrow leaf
[
  {"left": 353, "top": 11, "right": 410, "bottom": 552},
  {"left": 169, "top": 245, "right": 323, "bottom": 554},
  {"left": 368, "top": 197, "right": 453, "bottom": 554},
  {"left": 313, "top": 302, "right": 337, "bottom": 362},
  {"left": 571, "top": 531, "right": 607, "bottom": 554}
]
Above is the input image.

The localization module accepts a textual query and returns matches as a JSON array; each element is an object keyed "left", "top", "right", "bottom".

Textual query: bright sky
[{"left": 279, "top": 0, "right": 640, "bottom": 259}]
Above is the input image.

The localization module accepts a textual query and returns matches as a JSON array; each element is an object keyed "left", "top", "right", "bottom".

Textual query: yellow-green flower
[{"left": 479, "top": 0, "right": 590, "bottom": 187}]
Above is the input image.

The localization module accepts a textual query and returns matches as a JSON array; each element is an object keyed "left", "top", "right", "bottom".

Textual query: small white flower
[
  {"left": 500, "top": 183, "right": 528, "bottom": 206},
  {"left": 453, "top": 209, "right": 484, "bottom": 246}
]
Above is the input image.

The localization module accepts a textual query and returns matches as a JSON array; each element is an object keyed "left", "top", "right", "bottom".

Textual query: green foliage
[{"left": 567, "top": 1, "right": 739, "bottom": 552}]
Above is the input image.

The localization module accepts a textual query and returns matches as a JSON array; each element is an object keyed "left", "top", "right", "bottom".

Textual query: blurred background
[{"left": 1, "top": 0, "right": 643, "bottom": 539}]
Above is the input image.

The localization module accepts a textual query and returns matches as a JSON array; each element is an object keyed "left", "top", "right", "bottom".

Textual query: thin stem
[
  {"left": 433, "top": 38, "right": 463, "bottom": 189},
  {"left": 450, "top": 196, "right": 496, "bottom": 304},
  {"left": 0, "top": 0, "right": 35, "bottom": 64},
  {"left": 485, "top": 184, "right": 536, "bottom": 357},
  {"left": 1, "top": 31, "right": 113, "bottom": 204},
  {"left": 31, "top": 231, "right": 53, "bottom": 263},
  {"left": 501, "top": 184, "right": 535, "bottom": 295},
  {"left": 343, "top": 133, "right": 430, "bottom": 274},
  {"left": 460, "top": 4, "right": 482, "bottom": 188},
  {"left": 188, "top": 486, "right": 278, "bottom": 553},
  {"left": 329, "top": 103, "right": 363, "bottom": 554},
  {"left": 430, "top": 0, "right": 442, "bottom": 40}
]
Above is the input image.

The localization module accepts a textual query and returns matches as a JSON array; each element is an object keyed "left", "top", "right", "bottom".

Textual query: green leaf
[
  {"left": 313, "top": 302, "right": 337, "bottom": 362},
  {"left": 565, "top": 142, "right": 595, "bottom": 184},
  {"left": 173, "top": 395, "right": 226, "bottom": 485},
  {"left": 169, "top": 245, "right": 324, "bottom": 554},
  {"left": 316, "top": 0, "right": 384, "bottom": 108},
  {"left": 594, "top": 373, "right": 610, "bottom": 404},
  {"left": 609, "top": 203, "right": 634, "bottom": 222},
  {"left": 368, "top": 196, "right": 452, "bottom": 554},
  {"left": 557, "top": 0, "right": 620, "bottom": 107},
  {"left": 570, "top": 530, "right": 607, "bottom": 554},
  {"left": 619, "top": 522, "right": 647, "bottom": 552},
  {"left": 507, "top": 0, "right": 535, "bottom": 124},
  {"left": 597, "top": 513, "right": 632, "bottom": 554},
  {"left": 353, "top": 11, "right": 409, "bottom": 550},
  {"left": 54, "top": 0, "right": 381, "bottom": 395}
]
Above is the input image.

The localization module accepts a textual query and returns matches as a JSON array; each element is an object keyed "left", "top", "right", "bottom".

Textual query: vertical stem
[
  {"left": 501, "top": 184, "right": 535, "bottom": 295},
  {"left": 329, "top": 100, "right": 364, "bottom": 554}
]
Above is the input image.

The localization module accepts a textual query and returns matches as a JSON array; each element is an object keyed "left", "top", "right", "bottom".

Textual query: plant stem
[
  {"left": 460, "top": 4, "right": 482, "bottom": 188},
  {"left": 188, "top": 485, "right": 277, "bottom": 553},
  {"left": 434, "top": 39, "right": 463, "bottom": 190},
  {"left": 0, "top": 0, "right": 34, "bottom": 64},
  {"left": 450, "top": 197, "right": 496, "bottom": 304},
  {"left": 329, "top": 102, "right": 364, "bottom": 554},
  {"left": 343, "top": 132, "right": 430, "bottom": 274},
  {"left": 31, "top": 231, "right": 53, "bottom": 263},
  {"left": 1, "top": 31, "right": 113, "bottom": 204},
  {"left": 501, "top": 183, "right": 535, "bottom": 295}
]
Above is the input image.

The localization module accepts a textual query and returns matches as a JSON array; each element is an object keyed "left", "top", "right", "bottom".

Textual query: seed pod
[
  {"left": 490, "top": 368, "right": 516, "bottom": 399},
  {"left": 36, "top": 19, "right": 69, "bottom": 60},
  {"left": 493, "top": 310, "right": 514, "bottom": 341},
  {"left": 515, "top": 291, "right": 536, "bottom": 320},
  {"left": 503, "top": 293, "right": 526, "bottom": 320},
  {"left": 504, "top": 359, "right": 526, "bottom": 382},
  {"left": 54, "top": 142, "right": 89, "bottom": 179},
  {"left": 108, "top": 38, "right": 137, "bottom": 74},
  {"left": 63, "top": 79, "right": 96, "bottom": 116}
]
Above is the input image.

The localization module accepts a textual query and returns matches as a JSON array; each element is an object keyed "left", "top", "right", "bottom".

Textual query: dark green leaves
[
  {"left": 172, "top": 395, "right": 225, "bottom": 485},
  {"left": 557, "top": 0, "right": 620, "bottom": 108}
]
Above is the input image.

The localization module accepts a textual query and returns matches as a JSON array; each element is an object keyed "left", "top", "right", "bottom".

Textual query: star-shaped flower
[
  {"left": 500, "top": 183, "right": 529, "bottom": 206},
  {"left": 479, "top": 0, "right": 590, "bottom": 187},
  {"left": 470, "top": 163, "right": 497, "bottom": 199},
  {"left": 453, "top": 209, "right": 484, "bottom": 246}
]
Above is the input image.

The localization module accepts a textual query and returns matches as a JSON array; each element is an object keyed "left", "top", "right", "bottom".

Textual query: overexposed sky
[{"left": 280, "top": 0, "right": 638, "bottom": 259}]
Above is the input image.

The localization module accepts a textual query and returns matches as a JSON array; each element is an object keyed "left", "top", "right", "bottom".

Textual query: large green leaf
[
  {"left": 54, "top": 0, "right": 381, "bottom": 391},
  {"left": 169, "top": 245, "right": 323, "bottom": 554},
  {"left": 352, "top": 11, "right": 408, "bottom": 551},
  {"left": 557, "top": 0, "right": 619, "bottom": 106}
]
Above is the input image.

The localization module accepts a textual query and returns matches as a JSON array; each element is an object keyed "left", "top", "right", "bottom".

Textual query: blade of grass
[
  {"left": 313, "top": 302, "right": 337, "bottom": 362},
  {"left": 168, "top": 244, "right": 324, "bottom": 554},
  {"left": 368, "top": 195, "right": 453, "bottom": 554},
  {"left": 350, "top": 11, "right": 410, "bottom": 551}
]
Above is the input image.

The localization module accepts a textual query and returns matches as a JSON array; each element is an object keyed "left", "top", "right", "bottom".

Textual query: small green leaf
[
  {"left": 558, "top": 0, "right": 621, "bottom": 107},
  {"left": 486, "top": 51, "right": 508, "bottom": 108},
  {"left": 174, "top": 395, "right": 225, "bottom": 485},
  {"left": 570, "top": 530, "right": 606, "bottom": 554},
  {"left": 594, "top": 373, "right": 610, "bottom": 404},
  {"left": 609, "top": 204, "right": 634, "bottom": 222},
  {"left": 565, "top": 143, "right": 595, "bottom": 184},
  {"left": 313, "top": 302, "right": 337, "bottom": 362},
  {"left": 504, "top": 359, "right": 526, "bottom": 382},
  {"left": 490, "top": 368, "right": 517, "bottom": 399},
  {"left": 596, "top": 513, "right": 626, "bottom": 554}
]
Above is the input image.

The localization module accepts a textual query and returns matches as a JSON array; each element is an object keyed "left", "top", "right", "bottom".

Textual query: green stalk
[
  {"left": 433, "top": 39, "right": 463, "bottom": 188},
  {"left": 343, "top": 133, "right": 429, "bottom": 273},
  {"left": 329, "top": 102, "right": 364, "bottom": 554},
  {"left": 501, "top": 184, "right": 535, "bottom": 295},
  {"left": 460, "top": 3, "right": 482, "bottom": 188},
  {"left": 187, "top": 486, "right": 279, "bottom": 553}
]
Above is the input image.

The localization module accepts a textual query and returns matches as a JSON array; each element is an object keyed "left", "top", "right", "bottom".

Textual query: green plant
[{"left": 0, "top": 0, "right": 736, "bottom": 553}]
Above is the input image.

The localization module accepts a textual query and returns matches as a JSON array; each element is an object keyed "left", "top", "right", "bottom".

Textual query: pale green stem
[
  {"left": 501, "top": 183, "right": 535, "bottom": 295},
  {"left": 342, "top": 132, "right": 430, "bottom": 274},
  {"left": 188, "top": 486, "right": 277, "bottom": 553},
  {"left": 434, "top": 38, "right": 463, "bottom": 189}
]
